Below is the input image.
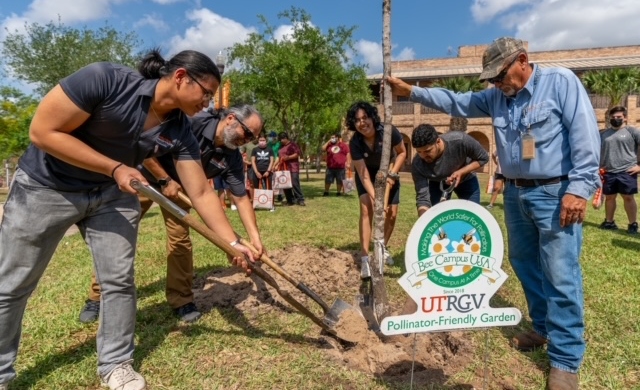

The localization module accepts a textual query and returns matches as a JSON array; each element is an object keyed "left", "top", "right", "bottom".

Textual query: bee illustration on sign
[{"left": 381, "top": 199, "right": 521, "bottom": 335}]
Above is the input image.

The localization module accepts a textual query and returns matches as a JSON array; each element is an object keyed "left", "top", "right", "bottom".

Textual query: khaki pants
[{"left": 88, "top": 194, "right": 194, "bottom": 309}]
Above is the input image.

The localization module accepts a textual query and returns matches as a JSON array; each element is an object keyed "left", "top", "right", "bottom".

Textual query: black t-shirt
[
  {"left": 251, "top": 146, "right": 274, "bottom": 172},
  {"left": 349, "top": 125, "right": 403, "bottom": 171},
  {"left": 18, "top": 62, "right": 200, "bottom": 191},
  {"left": 142, "top": 111, "right": 247, "bottom": 197}
]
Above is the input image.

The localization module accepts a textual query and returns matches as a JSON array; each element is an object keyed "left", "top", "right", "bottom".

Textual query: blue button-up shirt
[{"left": 409, "top": 64, "right": 600, "bottom": 199}]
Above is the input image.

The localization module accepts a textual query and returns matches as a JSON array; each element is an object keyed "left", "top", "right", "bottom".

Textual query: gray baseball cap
[{"left": 479, "top": 37, "right": 525, "bottom": 81}]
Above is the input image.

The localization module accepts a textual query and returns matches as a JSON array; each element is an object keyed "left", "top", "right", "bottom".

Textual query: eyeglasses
[
  {"left": 487, "top": 56, "right": 519, "bottom": 84},
  {"left": 186, "top": 72, "right": 215, "bottom": 101},
  {"left": 234, "top": 115, "right": 256, "bottom": 142}
]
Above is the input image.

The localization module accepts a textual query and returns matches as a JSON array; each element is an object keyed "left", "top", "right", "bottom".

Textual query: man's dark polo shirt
[
  {"left": 142, "top": 111, "right": 246, "bottom": 197},
  {"left": 19, "top": 62, "right": 200, "bottom": 191}
]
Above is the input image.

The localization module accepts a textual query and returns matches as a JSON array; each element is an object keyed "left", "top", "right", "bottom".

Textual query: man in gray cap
[{"left": 388, "top": 37, "right": 600, "bottom": 390}]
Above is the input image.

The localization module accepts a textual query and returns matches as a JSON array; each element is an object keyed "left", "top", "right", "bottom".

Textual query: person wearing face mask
[
  {"left": 599, "top": 106, "right": 640, "bottom": 234},
  {"left": 250, "top": 134, "right": 275, "bottom": 192},
  {"left": 388, "top": 37, "right": 600, "bottom": 390},
  {"left": 322, "top": 133, "right": 351, "bottom": 196},
  {"left": 266, "top": 131, "right": 283, "bottom": 202},
  {"left": 78, "top": 105, "right": 267, "bottom": 326}
]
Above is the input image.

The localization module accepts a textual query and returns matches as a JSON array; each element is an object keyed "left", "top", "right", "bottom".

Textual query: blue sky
[{"left": 2, "top": 0, "right": 639, "bottom": 89}]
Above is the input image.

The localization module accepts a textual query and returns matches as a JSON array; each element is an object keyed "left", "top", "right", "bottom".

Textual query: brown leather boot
[
  {"left": 546, "top": 368, "right": 579, "bottom": 390},
  {"left": 511, "top": 330, "right": 547, "bottom": 351}
]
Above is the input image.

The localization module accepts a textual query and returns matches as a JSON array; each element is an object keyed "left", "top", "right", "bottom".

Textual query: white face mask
[
  {"left": 330, "top": 137, "right": 337, "bottom": 144},
  {"left": 268, "top": 137, "right": 275, "bottom": 142}
]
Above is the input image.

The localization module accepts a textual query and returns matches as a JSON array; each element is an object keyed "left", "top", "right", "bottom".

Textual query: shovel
[
  {"left": 174, "top": 191, "right": 364, "bottom": 341},
  {"left": 130, "top": 181, "right": 350, "bottom": 337}
]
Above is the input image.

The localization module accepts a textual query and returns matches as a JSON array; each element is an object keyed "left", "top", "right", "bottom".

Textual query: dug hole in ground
[{"left": 194, "top": 244, "right": 522, "bottom": 389}]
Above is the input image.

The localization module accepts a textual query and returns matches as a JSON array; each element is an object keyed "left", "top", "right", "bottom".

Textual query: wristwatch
[
  {"left": 387, "top": 172, "right": 400, "bottom": 180},
  {"left": 158, "top": 177, "right": 172, "bottom": 187}
]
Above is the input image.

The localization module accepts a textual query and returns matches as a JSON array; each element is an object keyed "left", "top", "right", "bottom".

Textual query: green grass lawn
[{"left": 5, "top": 172, "right": 640, "bottom": 389}]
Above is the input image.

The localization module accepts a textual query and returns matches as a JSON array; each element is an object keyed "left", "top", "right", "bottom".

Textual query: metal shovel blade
[{"left": 323, "top": 298, "right": 357, "bottom": 328}]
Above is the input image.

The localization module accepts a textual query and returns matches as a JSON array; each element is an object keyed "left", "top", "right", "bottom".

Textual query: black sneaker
[
  {"left": 336, "top": 192, "right": 343, "bottom": 196},
  {"left": 628, "top": 222, "right": 638, "bottom": 234},
  {"left": 174, "top": 302, "right": 202, "bottom": 323},
  {"left": 322, "top": 192, "right": 329, "bottom": 197},
  {"left": 79, "top": 299, "right": 100, "bottom": 323},
  {"left": 600, "top": 220, "right": 618, "bottom": 230}
]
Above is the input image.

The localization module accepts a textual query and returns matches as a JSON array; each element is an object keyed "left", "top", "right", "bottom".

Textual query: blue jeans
[
  {"left": 429, "top": 176, "right": 481, "bottom": 206},
  {"left": 503, "top": 180, "right": 585, "bottom": 373},
  {"left": 0, "top": 169, "right": 140, "bottom": 383}
]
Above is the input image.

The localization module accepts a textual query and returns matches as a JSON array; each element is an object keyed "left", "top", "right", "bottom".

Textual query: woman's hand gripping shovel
[{"left": 141, "top": 186, "right": 365, "bottom": 343}]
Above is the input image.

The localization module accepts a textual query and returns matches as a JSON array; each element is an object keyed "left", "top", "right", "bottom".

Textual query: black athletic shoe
[
  {"left": 174, "top": 302, "right": 202, "bottom": 323},
  {"left": 600, "top": 220, "right": 618, "bottom": 230},
  {"left": 628, "top": 222, "right": 638, "bottom": 234},
  {"left": 79, "top": 299, "right": 100, "bottom": 323}
]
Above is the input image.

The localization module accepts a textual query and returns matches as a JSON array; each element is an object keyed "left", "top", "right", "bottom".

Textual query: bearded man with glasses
[
  {"left": 77, "top": 104, "right": 267, "bottom": 326},
  {"left": 388, "top": 37, "right": 600, "bottom": 390}
]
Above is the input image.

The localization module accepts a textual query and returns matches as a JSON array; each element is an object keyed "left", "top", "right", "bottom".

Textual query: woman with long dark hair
[{"left": 346, "top": 101, "right": 406, "bottom": 276}]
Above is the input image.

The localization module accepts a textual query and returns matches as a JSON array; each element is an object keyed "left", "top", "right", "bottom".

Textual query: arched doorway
[
  {"left": 467, "top": 131, "right": 490, "bottom": 174},
  {"left": 401, "top": 133, "right": 411, "bottom": 172}
]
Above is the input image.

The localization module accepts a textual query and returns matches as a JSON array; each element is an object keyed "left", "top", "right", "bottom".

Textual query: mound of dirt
[{"left": 194, "top": 244, "right": 513, "bottom": 389}]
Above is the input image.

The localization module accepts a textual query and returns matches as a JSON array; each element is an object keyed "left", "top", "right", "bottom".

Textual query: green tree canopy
[
  {"left": 0, "top": 86, "right": 38, "bottom": 162},
  {"left": 581, "top": 68, "right": 640, "bottom": 109},
  {"left": 2, "top": 19, "right": 141, "bottom": 96},
  {"left": 227, "top": 7, "right": 372, "bottom": 153}
]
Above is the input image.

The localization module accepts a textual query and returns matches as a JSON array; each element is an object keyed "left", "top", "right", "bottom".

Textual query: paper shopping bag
[
  {"left": 253, "top": 181, "right": 274, "bottom": 210},
  {"left": 342, "top": 169, "right": 355, "bottom": 194},
  {"left": 273, "top": 162, "right": 293, "bottom": 189}
]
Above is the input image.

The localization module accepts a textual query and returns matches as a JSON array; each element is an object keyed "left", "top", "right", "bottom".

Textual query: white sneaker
[
  {"left": 383, "top": 247, "right": 394, "bottom": 266},
  {"left": 269, "top": 207, "right": 275, "bottom": 212},
  {"left": 360, "top": 256, "right": 371, "bottom": 279},
  {"left": 101, "top": 360, "right": 146, "bottom": 390},
  {"left": 230, "top": 205, "right": 237, "bottom": 211}
]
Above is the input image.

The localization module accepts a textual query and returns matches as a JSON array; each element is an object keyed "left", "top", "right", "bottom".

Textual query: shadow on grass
[
  {"left": 489, "top": 293, "right": 549, "bottom": 372},
  {"left": 610, "top": 237, "right": 640, "bottom": 250},
  {"left": 11, "top": 265, "right": 318, "bottom": 389},
  {"left": 376, "top": 363, "right": 475, "bottom": 390}
]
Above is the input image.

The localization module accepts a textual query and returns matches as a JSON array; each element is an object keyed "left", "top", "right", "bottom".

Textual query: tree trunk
[{"left": 369, "top": 0, "right": 393, "bottom": 323}]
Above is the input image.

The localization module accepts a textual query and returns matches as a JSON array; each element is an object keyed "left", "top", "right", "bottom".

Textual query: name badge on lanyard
[{"left": 522, "top": 131, "right": 535, "bottom": 160}]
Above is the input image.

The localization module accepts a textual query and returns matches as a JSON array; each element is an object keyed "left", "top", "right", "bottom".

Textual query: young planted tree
[
  {"left": 368, "top": 0, "right": 393, "bottom": 323},
  {"left": 432, "top": 76, "right": 484, "bottom": 131},
  {"left": 2, "top": 19, "right": 141, "bottom": 96},
  {"left": 227, "top": 7, "right": 371, "bottom": 152}
]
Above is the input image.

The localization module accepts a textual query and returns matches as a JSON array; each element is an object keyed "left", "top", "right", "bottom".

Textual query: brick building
[{"left": 367, "top": 42, "right": 640, "bottom": 173}]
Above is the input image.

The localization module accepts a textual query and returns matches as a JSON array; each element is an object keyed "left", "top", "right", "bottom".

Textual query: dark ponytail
[
  {"left": 137, "top": 48, "right": 221, "bottom": 83},
  {"left": 137, "top": 48, "right": 166, "bottom": 79}
]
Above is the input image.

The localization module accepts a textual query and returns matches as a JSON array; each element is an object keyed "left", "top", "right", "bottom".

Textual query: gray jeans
[{"left": 0, "top": 169, "right": 140, "bottom": 382}]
